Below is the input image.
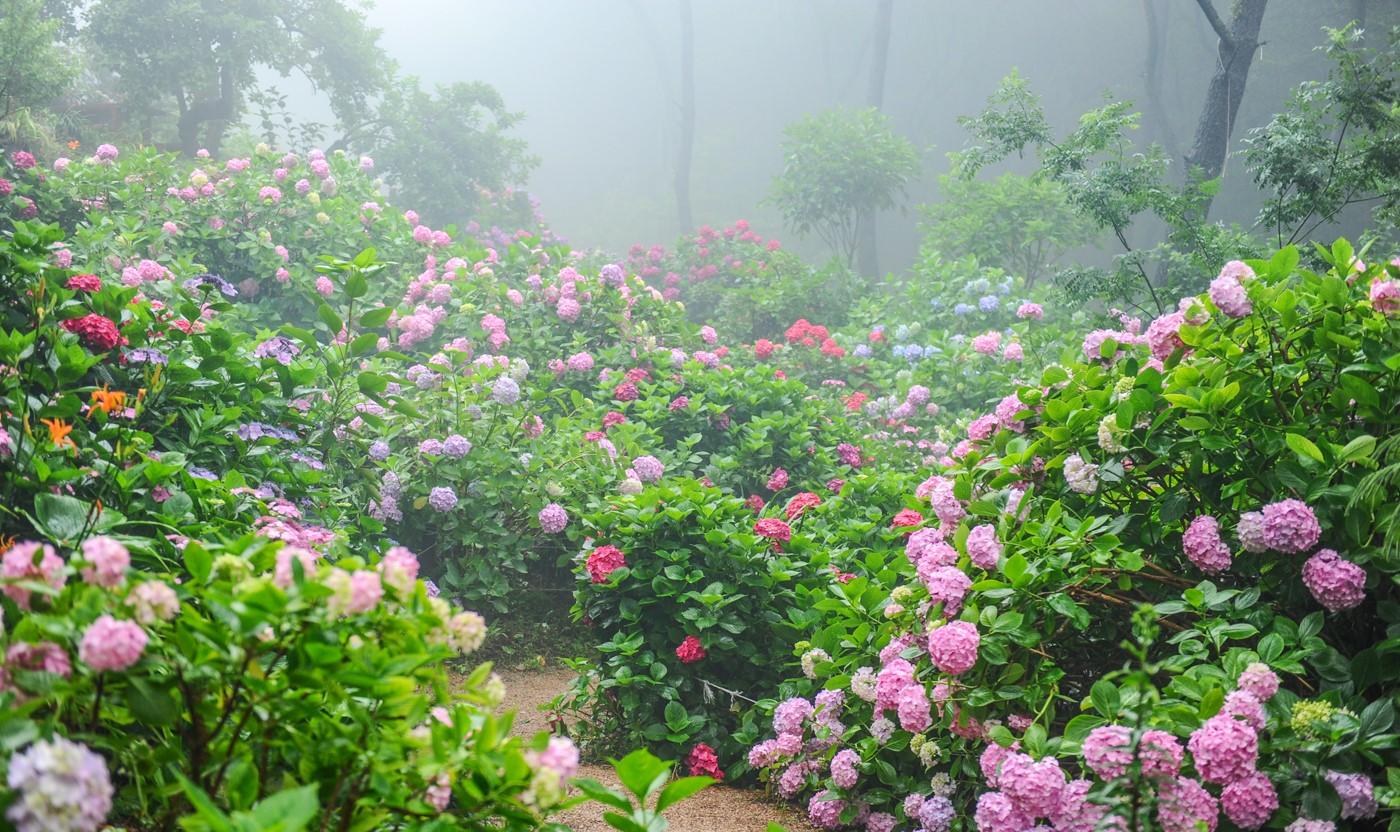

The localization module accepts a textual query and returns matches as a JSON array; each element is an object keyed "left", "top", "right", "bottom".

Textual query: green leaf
[
  {"left": 664, "top": 701, "right": 690, "bottom": 732},
  {"left": 345, "top": 272, "right": 368, "bottom": 299},
  {"left": 1340, "top": 434, "right": 1376, "bottom": 463},
  {"left": 316, "top": 303, "right": 343, "bottom": 334},
  {"left": 175, "top": 775, "right": 234, "bottom": 832},
  {"left": 1285, "top": 433, "right": 1325, "bottom": 464},
  {"left": 359, "top": 307, "right": 394, "bottom": 328},
  {"left": 33, "top": 493, "right": 90, "bottom": 543},
  {"left": 250, "top": 784, "right": 319, "bottom": 831},
  {"left": 656, "top": 776, "right": 714, "bottom": 813},
  {"left": 357, "top": 372, "right": 388, "bottom": 395},
  {"left": 184, "top": 542, "right": 212, "bottom": 584},
  {"left": 612, "top": 750, "right": 671, "bottom": 801},
  {"left": 352, "top": 247, "right": 378, "bottom": 268},
  {"left": 1089, "top": 680, "right": 1120, "bottom": 718},
  {"left": 126, "top": 678, "right": 177, "bottom": 726},
  {"left": 571, "top": 778, "right": 632, "bottom": 812},
  {"left": 1002, "top": 554, "right": 1029, "bottom": 587},
  {"left": 349, "top": 333, "right": 379, "bottom": 356}
]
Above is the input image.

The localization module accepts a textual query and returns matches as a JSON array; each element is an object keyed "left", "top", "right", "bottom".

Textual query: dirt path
[{"left": 497, "top": 668, "right": 815, "bottom": 832}]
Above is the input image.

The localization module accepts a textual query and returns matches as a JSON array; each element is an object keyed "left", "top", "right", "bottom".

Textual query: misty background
[{"left": 269, "top": 1, "right": 1371, "bottom": 271}]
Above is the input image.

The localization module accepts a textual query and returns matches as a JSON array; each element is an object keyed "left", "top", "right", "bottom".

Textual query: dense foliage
[{"left": 3, "top": 20, "right": 1400, "bottom": 832}]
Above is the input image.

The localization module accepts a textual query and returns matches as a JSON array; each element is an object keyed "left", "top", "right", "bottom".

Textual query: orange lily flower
[
  {"left": 89, "top": 386, "right": 127, "bottom": 416},
  {"left": 40, "top": 418, "right": 76, "bottom": 449}
]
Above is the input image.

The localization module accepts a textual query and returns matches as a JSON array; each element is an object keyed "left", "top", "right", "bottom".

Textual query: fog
[{"left": 286, "top": 0, "right": 1367, "bottom": 269}]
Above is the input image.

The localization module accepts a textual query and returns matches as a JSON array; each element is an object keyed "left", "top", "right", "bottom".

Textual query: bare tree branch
[{"left": 1193, "top": 0, "right": 1233, "bottom": 46}]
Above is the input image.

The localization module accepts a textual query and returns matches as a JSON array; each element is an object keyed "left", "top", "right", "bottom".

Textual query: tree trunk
[
  {"left": 674, "top": 0, "right": 695, "bottom": 234},
  {"left": 178, "top": 62, "right": 236, "bottom": 157},
  {"left": 857, "top": 0, "right": 894, "bottom": 277},
  {"left": 1182, "top": 0, "right": 1269, "bottom": 220},
  {"left": 1141, "top": 0, "right": 1181, "bottom": 161}
]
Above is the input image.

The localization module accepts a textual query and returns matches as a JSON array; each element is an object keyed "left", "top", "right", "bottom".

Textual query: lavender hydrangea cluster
[{"left": 6, "top": 737, "right": 113, "bottom": 832}]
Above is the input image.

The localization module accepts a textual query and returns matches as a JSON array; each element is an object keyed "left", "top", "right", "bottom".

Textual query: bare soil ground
[{"left": 497, "top": 668, "right": 815, "bottom": 832}]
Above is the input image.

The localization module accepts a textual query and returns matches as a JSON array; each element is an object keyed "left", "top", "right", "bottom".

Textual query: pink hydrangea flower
[
  {"left": 1183, "top": 515, "right": 1231, "bottom": 573},
  {"left": 1221, "top": 771, "right": 1278, "bottom": 829},
  {"left": 1301, "top": 548, "right": 1366, "bottom": 611},
  {"left": 79, "top": 615, "right": 148, "bottom": 671},
  {"left": 1370, "top": 279, "right": 1400, "bottom": 315},
  {"left": 1236, "top": 510, "right": 1268, "bottom": 553},
  {"left": 896, "top": 683, "right": 932, "bottom": 732},
  {"left": 807, "top": 790, "right": 845, "bottom": 830},
  {"left": 923, "top": 565, "right": 971, "bottom": 616},
  {"left": 1050, "top": 778, "right": 1111, "bottom": 832},
  {"left": 2, "top": 541, "right": 66, "bottom": 610},
  {"left": 1157, "top": 776, "right": 1219, "bottom": 832},
  {"left": 1016, "top": 302, "right": 1044, "bottom": 320},
  {"left": 1209, "top": 270, "right": 1252, "bottom": 318},
  {"left": 965, "top": 524, "right": 1001, "bottom": 570},
  {"left": 80, "top": 536, "right": 129, "bottom": 588},
  {"left": 1000, "top": 752, "right": 1067, "bottom": 818},
  {"left": 972, "top": 331, "right": 1002, "bottom": 355},
  {"left": 1146, "top": 311, "right": 1188, "bottom": 361},
  {"left": 1260, "top": 498, "right": 1321, "bottom": 553},
  {"left": 1187, "top": 714, "right": 1257, "bottom": 784},
  {"left": 1082, "top": 725, "right": 1133, "bottom": 780},
  {"left": 1222, "top": 689, "right": 1266, "bottom": 731},
  {"left": 1237, "top": 662, "right": 1280, "bottom": 701},
  {"left": 927, "top": 620, "right": 979, "bottom": 675},
  {"left": 974, "top": 791, "right": 1031, "bottom": 832},
  {"left": 1140, "top": 730, "right": 1185, "bottom": 779}
]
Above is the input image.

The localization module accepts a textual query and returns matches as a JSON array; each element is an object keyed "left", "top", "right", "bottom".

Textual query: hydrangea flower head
[
  {"left": 79, "top": 615, "right": 147, "bottom": 672},
  {"left": 926, "top": 620, "right": 979, "bottom": 675},
  {"left": 1301, "top": 548, "right": 1366, "bottom": 611},
  {"left": 1259, "top": 498, "right": 1321, "bottom": 553},
  {"left": 5, "top": 737, "right": 113, "bottom": 832},
  {"left": 1183, "top": 515, "right": 1232, "bottom": 573}
]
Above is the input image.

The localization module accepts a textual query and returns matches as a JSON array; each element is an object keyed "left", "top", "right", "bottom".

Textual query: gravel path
[{"left": 497, "top": 668, "right": 815, "bottom": 832}]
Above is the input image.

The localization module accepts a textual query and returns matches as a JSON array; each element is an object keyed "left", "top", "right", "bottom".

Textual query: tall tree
[
  {"left": 675, "top": 0, "right": 695, "bottom": 233},
  {"left": 857, "top": 0, "right": 895, "bottom": 276},
  {"left": 83, "top": 0, "right": 387, "bottom": 156},
  {"left": 1183, "top": 0, "right": 1270, "bottom": 220},
  {"left": 1141, "top": 0, "right": 1182, "bottom": 161}
]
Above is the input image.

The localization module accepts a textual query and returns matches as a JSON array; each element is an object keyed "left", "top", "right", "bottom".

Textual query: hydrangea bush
[{"left": 741, "top": 244, "right": 1400, "bottom": 829}]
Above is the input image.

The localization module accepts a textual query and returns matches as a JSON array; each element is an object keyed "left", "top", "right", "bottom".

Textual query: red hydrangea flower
[
  {"left": 586, "top": 545, "right": 626, "bottom": 584},
  {"left": 746, "top": 494, "right": 766, "bottom": 513},
  {"left": 891, "top": 509, "right": 925, "bottom": 530},
  {"left": 819, "top": 338, "right": 845, "bottom": 358},
  {"left": 785, "top": 491, "right": 822, "bottom": 520},
  {"left": 754, "top": 518, "right": 792, "bottom": 548},
  {"left": 65, "top": 274, "right": 102, "bottom": 293},
  {"left": 845, "top": 392, "right": 869, "bottom": 412},
  {"left": 675, "top": 635, "right": 706, "bottom": 664},
  {"left": 754, "top": 339, "right": 779, "bottom": 359},
  {"left": 602, "top": 410, "right": 627, "bottom": 429},
  {"left": 686, "top": 743, "right": 725, "bottom": 779},
  {"left": 613, "top": 382, "right": 638, "bottom": 402},
  {"left": 62, "top": 314, "right": 122, "bottom": 351}
]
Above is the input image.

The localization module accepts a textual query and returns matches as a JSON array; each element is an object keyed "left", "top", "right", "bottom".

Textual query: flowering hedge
[
  {"left": 738, "top": 243, "right": 1400, "bottom": 830},
  {"left": 0, "top": 144, "right": 735, "bottom": 830},
  {"left": 6, "top": 135, "right": 1400, "bottom": 832}
]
